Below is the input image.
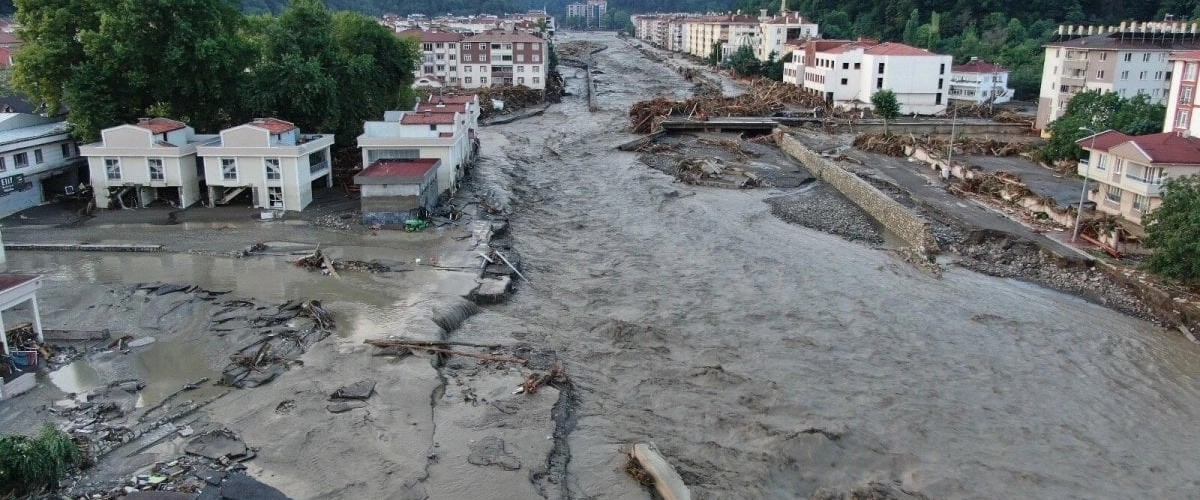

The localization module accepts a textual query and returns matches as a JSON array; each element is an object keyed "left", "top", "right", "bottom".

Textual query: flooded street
[{"left": 453, "top": 33, "right": 1200, "bottom": 499}]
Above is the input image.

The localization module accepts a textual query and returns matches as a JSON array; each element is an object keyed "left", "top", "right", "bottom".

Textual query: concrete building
[
  {"left": 949, "top": 58, "right": 1014, "bottom": 105},
  {"left": 196, "top": 118, "right": 334, "bottom": 212},
  {"left": 81, "top": 118, "right": 214, "bottom": 211},
  {"left": 1077, "top": 129, "right": 1200, "bottom": 224},
  {"left": 355, "top": 158, "right": 440, "bottom": 226},
  {"left": 357, "top": 105, "right": 476, "bottom": 199},
  {"left": 458, "top": 31, "right": 548, "bottom": 89},
  {"left": 397, "top": 29, "right": 464, "bottom": 88},
  {"left": 1165, "top": 50, "right": 1200, "bottom": 135},
  {"left": 566, "top": 0, "right": 605, "bottom": 28},
  {"left": 1037, "top": 23, "right": 1200, "bottom": 130},
  {"left": 685, "top": 14, "right": 760, "bottom": 60},
  {"left": 756, "top": 11, "right": 817, "bottom": 62},
  {"left": 795, "top": 40, "right": 951, "bottom": 114},
  {"left": 0, "top": 113, "right": 85, "bottom": 217}
]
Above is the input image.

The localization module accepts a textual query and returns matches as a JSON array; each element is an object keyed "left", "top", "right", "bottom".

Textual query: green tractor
[{"left": 404, "top": 219, "right": 428, "bottom": 232}]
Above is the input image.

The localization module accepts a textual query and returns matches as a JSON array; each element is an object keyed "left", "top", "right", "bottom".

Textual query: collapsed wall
[{"left": 775, "top": 130, "right": 940, "bottom": 255}]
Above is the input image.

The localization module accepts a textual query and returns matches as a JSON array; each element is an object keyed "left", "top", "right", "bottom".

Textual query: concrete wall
[{"left": 776, "top": 131, "right": 939, "bottom": 253}]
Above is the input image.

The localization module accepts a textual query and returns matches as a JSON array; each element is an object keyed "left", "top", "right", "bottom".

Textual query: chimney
[
  {"left": 1087, "top": 25, "right": 1094, "bottom": 35},
  {"left": 759, "top": 9, "right": 768, "bottom": 19},
  {"left": 970, "top": 56, "right": 979, "bottom": 62}
]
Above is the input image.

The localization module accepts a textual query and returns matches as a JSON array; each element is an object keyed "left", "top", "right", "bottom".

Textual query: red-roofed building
[
  {"left": 949, "top": 57, "right": 1014, "bottom": 105},
  {"left": 790, "top": 39, "right": 952, "bottom": 114},
  {"left": 196, "top": 118, "right": 334, "bottom": 212},
  {"left": 358, "top": 105, "right": 477, "bottom": 198},
  {"left": 1165, "top": 50, "right": 1200, "bottom": 136},
  {"left": 1077, "top": 130, "right": 1200, "bottom": 224},
  {"left": 0, "top": 31, "right": 20, "bottom": 69},
  {"left": 460, "top": 31, "right": 548, "bottom": 89},
  {"left": 355, "top": 159, "right": 440, "bottom": 226}
]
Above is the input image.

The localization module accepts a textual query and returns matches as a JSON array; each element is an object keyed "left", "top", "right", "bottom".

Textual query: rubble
[
  {"left": 628, "top": 78, "right": 828, "bottom": 133},
  {"left": 220, "top": 299, "right": 334, "bottom": 388},
  {"left": 851, "top": 133, "right": 1037, "bottom": 158},
  {"left": 294, "top": 248, "right": 391, "bottom": 275},
  {"left": 329, "top": 380, "right": 376, "bottom": 400}
]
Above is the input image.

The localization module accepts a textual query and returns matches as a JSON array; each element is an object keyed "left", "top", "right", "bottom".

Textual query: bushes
[{"left": 0, "top": 424, "right": 82, "bottom": 496}]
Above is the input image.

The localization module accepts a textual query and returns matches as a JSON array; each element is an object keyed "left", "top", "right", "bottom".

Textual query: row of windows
[
  {"left": 423, "top": 64, "right": 544, "bottom": 74},
  {"left": 104, "top": 157, "right": 282, "bottom": 182},
  {"left": 425, "top": 42, "right": 543, "bottom": 51},
  {"left": 0, "top": 143, "right": 74, "bottom": 172},
  {"left": 1058, "top": 49, "right": 1167, "bottom": 63},
  {"left": 462, "top": 76, "right": 541, "bottom": 85}
]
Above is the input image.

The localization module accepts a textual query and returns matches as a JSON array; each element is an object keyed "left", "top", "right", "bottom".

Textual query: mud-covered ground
[{"left": 1, "top": 32, "right": 1199, "bottom": 500}]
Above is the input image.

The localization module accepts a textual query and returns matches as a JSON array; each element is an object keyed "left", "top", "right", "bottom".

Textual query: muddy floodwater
[{"left": 454, "top": 33, "right": 1200, "bottom": 499}]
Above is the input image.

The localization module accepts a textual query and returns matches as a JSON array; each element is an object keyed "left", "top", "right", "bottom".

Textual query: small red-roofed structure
[{"left": 354, "top": 159, "right": 440, "bottom": 226}]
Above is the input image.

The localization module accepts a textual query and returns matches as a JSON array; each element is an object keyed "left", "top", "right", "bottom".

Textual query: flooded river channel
[{"left": 454, "top": 33, "right": 1200, "bottom": 499}]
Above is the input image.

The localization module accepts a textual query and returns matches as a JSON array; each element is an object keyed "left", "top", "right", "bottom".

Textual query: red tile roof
[
  {"left": 434, "top": 95, "right": 478, "bottom": 104},
  {"left": 0, "top": 274, "right": 38, "bottom": 293},
  {"left": 358, "top": 159, "right": 439, "bottom": 179},
  {"left": 864, "top": 42, "right": 938, "bottom": 56},
  {"left": 249, "top": 118, "right": 296, "bottom": 134},
  {"left": 1080, "top": 131, "right": 1200, "bottom": 164},
  {"left": 396, "top": 28, "right": 463, "bottom": 43},
  {"left": 417, "top": 102, "right": 469, "bottom": 113},
  {"left": 822, "top": 42, "right": 870, "bottom": 54},
  {"left": 134, "top": 118, "right": 187, "bottom": 134},
  {"left": 1076, "top": 130, "right": 1130, "bottom": 151},
  {"left": 953, "top": 59, "right": 1007, "bottom": 73},
  {"left": 401, "top": 112, "right": 455, "bottom": 125}
]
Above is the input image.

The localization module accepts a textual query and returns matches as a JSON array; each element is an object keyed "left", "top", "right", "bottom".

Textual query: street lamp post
[{"left": 1072, "top": 126, "right": 1098, "bottom": 243}]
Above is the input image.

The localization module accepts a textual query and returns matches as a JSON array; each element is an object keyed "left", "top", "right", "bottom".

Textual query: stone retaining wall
[{"left": 777, "top": 131, "right": 939, "bottom": 253}]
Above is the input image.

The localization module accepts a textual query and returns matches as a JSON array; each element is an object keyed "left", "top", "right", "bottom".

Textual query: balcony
[
  {"left": 1122, "top": 174, "right": 1163, "bottom": 196},
  {"left": 309, "top": 160, "right": 329, "bottom": 175}
]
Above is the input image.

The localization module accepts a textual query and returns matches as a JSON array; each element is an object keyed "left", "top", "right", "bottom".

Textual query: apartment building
[
  {"left": 196, "top": 118, "right": 334, "bottom": 212},
  {"left": 565, "top": 0, "right": 606, "bottom": 28},
  {"left": 458, "top": 31, "right": 548, "bottom": 90},
  {"left": 357, "top": 106, "right": 476, "bottom": 198},
  {"left": 1164, "top": 50, "right": 1200, "bottom": 135},
  {"left": 81, "top": 118, "right": 215, "bottom": 210},
  {"left": 1037, "top": 23, "right": 1200, "bottom": 130},
  {"left": 0, "top": 114, "right": 83, "bottom": 217},
  {"left": 795, "top": 40, "right": 951, "bottom": 114},
  {"left": 398, "top": 29, "right": 464, "bottom": 88},
  {"left": 1077, "top": 129, "right": 1200, "bottom": 224},
  {"left": 756, "top": 11, "right": 818, "bottom": 61},
  {"left": 949, "top": 58, "right": 1014, "bottom": 105},
  {"left": 685, "top": 14, "right": 760, "bottom": 60}
]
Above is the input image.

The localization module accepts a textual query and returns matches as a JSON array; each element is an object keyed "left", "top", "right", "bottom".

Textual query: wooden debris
[
  {"left": 630, "top": 443, "right": 691, "bottom": 500},
  {"left": 628, "top": 77, "right": 829, "bottom": 134},
  {"left": 521, "top": 362, "right": 567, "bottom": 395},
  {"left": 851, "top": 133, "right": 1037, "bottom": 158},
  {"left": 363, "top": 339, "right": 528, "bottom": 365},
  {"left": 295, "top": 249, "right": 391, "bottom": 275}
]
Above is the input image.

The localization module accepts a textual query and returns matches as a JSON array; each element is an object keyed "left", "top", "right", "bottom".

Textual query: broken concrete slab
[
  {"left": 330, "top": 379, "right": 376, "bottom": 400},
  {"left": 184, "top": 429, "right": 248, "bottom": 461},
  {"left": 195, "top": 473, "right": 293, "bottom": 500},
  {"left": 326, "top": 401, "right": 367, "bottom": 413},
  {"left": 467, "top": 436, "right": 522, "bottom": 470},
  {"left": 123, "top": 492, "right": 197, "bottom": 500}
]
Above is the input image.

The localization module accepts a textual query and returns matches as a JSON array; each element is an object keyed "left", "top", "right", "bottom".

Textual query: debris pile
[
  {"left": 851, "top": 133, "right": 1037, "bottom": 158},
  {"left": 953, "top": 170, "right": 1035, "bottom": 200},
  {"left": 673, "top": 157, "right": 762, "bottom": 188},
  {"left": 628, "top": 78, "right": 827, "bottom": 133},
  {"left": 424, "top": 86, "right": 549, "bottom": 119},
  {"left": 220, "top": 299, "right": 334, "bottom": 388},
  {"left": 294, "top": 248, "right": 391, "bottom": 275}
]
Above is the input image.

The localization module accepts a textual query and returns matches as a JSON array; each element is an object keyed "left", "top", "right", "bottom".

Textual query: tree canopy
[
  {"left": 13, "top": 0, "right": 417, "bottom": 144},
  {"left": 1143, "top": 175, "right": 1200, "bottom": 284},
  {"left": 1042, "top": 90, "right": 1166, "bottom": 163},
  {"left": 871, "top": 89, "right": 900, "bottom": 134}
]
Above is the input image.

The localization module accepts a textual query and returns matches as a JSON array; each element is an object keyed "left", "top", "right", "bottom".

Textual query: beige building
[
  {"left": 81, "top": 118, "right": 217, "bottom": 210},
  {"left": 685, "top": 14, "right": 759, "bottom": 60},
  {"left": 1076, "top": 130, "right": 1200, "bottom": 225},
  {"left": 756, "top": 11, "right": 817, "bottom": 62},
  {"left": 196, "top": 118, "right": 334, "bottom": 212},
  {"left": 1037, "top": 23, "right": 1200, "bottom": 130}
]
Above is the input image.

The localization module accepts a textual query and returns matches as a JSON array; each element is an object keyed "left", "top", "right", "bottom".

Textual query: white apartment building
[
  {"left": 797, "top": 40, "right": 951, "bottom": 114},
  {"left": 357, "top": 107, "right": 476, "bottom": 199},
  {"left": 1164, "top": 50, "right": 1200, "bottom": 135},
  {"left": 685, "top": 14, "right": 759, "bottom": 60},
  {"left": 756, "top": 11, "right": 818, "bottom": 61},
  {"left": 196, "top": 118, "right": 334, "bottom": 212},
  {"left": 81, "top": 118, "right": 216, "bottom": 210},
  {"left": 1037, "top": 23, "right": 1200, "bottom": 130},
  {"left": 0, "top": 114, "right": 84, "bottom": 217},
  {"left": 949, "top": 58, "right": 1014, "bottom": 104}
]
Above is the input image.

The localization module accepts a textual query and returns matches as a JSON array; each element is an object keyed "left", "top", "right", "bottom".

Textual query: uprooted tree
[{"left": 1143, "top": 175, "right": 1200, "bottom": 285}]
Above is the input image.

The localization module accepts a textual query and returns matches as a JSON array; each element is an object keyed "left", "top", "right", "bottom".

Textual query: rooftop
[
  {"left": 1170, "top": 50, "right": 1200, "bottom": 61},
  {"left": 1047, "top": 31, "right": 1200, "bottom": 50},
  {"left": 864, "top": 42, "right": 939, "bottom": 56},
  {"left": 357, "top": 158, "right": 439, "bottom": 181},
  {"left": 248, "top": 118, "right": 296, "bottom": 135},
  {"left": 135, "top": 118, "right": 187, "bottom": 134},
  {"left": 953, "top": 59, "right": 1007, "bottom": 73},
  {"left": 400, "top": 112, "right": 456, "bottom": 125},
  {"left": 417, "top": 102, "right": 469, "bottom": 113},
  {"left": 0, "top": 274, "right": 39, "bottom": 293},
  {"left": 463, "top": 32, "right": 545, "bottom": 43},
  {"left": 1080, "top": 130, "right": 1200, "bottom": 164},
  {"left": 763, "top": 12, "right": 811, "bottom": 25},
  {"left": 396, "top": 28, "right": 464, "bottom": 43}
]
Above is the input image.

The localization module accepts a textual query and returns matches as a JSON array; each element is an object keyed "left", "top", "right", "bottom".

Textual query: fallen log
[
  {"left": 364, "top": 339, "right": 528, "bottom": 365},
  {"left": 630, "top": 443, "right": 691, "bottom": 500}
]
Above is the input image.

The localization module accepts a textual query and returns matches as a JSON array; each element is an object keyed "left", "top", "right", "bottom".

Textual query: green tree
[
  {"left": 12, "top": 0, "right": 103, "bottom": 115},
  {"left": 1043, "top": 90, "right": 1166, "bottom": 162},
  {"left": 0, "top": 424, "right": 82, "bottom": 497},
  {"left": 764, "top": 51, "right": 785, "bottom": 81},
  {"left": 871, "top": 89, "right": 901, "bottom": 135},
  {"left": 706, "top": 42, "right": 722, "bottom": 66},
  {"left": 728, "top": 44, "right": 761, "bottom": 76},
  {"left": 548, "top": 40, "right": 559, "bottom": 73},
  {"left": 1143, "top": 175, "right": 1200, "bottom": 284},
  {"left": 902, "top": 9, "right": 920, "bottom": 46}
]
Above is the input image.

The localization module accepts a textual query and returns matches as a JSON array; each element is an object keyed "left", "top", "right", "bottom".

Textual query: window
[
  {"left": 854, "top": 62, "right": 860, "bottom": 69},
  {"left": 436, "top": 65, "right": 444, "bottom": 72},
  {"left": 1140, "top": 71, "right": 1147, "bottom": 80},
  {"left": 1143, "top": 53, "right": 1151, "bottom": 62},
  {"left": 464, "top": 66, "right": 472, "bottom": 72},
  {"left": 464, "top": 77, "right": 473, "bottom": 84},
  {"left": 435, "top": 54, "right": 444, "bottom": 60},
  {"left": 221, "top": 158, "right": 237, "bottom": 180},
  {"left": 1100, "top": 52, "right": 1107, "bottom": 61},
  {"left": 878, "top": 62, "right": 884, "bottom": 73},
  {"left": 1113, "top": 158, "right": 1124, "bottom": 177},
  {"left": 491, "top": 44, "right": 501, "bottom": 49},
  {"left": 265, "top": 158, "right": 281, "bottom": 180},
  {"left": 61, "top": 143, "right": 71, "bottom": 158},
  {"left": 105, "top": 158, "right": 121, "bottom": 180},
  {"left": 1133, "top": 194, "right": 1150, "bottom": 213},
  {"left": 1096, "top": 154, "right": 1108, "bottom": 170},
  {"left": 449, "top": 54, "right": 456, "bottom": 60},
  {"left": 876, "top": 77, "right": 883, "bottom": 89},
  {"left": 938, "top": 78, "right": 943, "bottom": 89},
  {"left": 435, "top": 43, "right": 444, "bottom": 49},
  {"left": 516, "top": 42, "right": 524, "bottom": 49},
  {"left": 1177, "top": 109, "right": 1190, "bottom": 128},
  {"left": 1183, "top": 86, "right": 1194, "bottom": 103},
  {"left": 533, "top": 65, "right": 541, "bottom": 73},
  {"left": 0, "top": 157, "right": 7, "bottom": 172},
  {"left": 1124, "top": 52, "right": 1132, "bottom": 62},
  {"left": 516, "top": 54, "right": 524, "bottom": 62},
  {"left": 423, "top": 66, "right": 433, "bottom": 73},
  {"left": 1155, "top": 71, "right": 1164, "bottom": 80},
  {"left": 480, "top": 54, "right": 488, "bottom": 62},
  {"left": 518, "top": 77, "right": 525, "bottom": 84},
  {"left": 842, "top": 62, "right": 848, "bottom": 69},
  {"left": 1105, "top": 184, "right": 1123, "bottom": 203},
  {"left": 517, "top": 66, "right": 524, "bottom": 73},
  {"left": 423, "top": 43, "right": 433, "bottom": 51},
  {"left": 532, "top": 43, "right": 540, "bottom": 50},
  {"left": 939, "top": 63, "right": 945, "bottom": 74},
  {"left": 1187, "top": 63, "right": 1199, "bottom": 80},
  {"left": 33, "top": 149, "right": 43, "bottom": 164},
  {"left": 503, "top": 44, "right": 512, "bottom": 50},
  {"left": 148, "top": 158, "right": 164, "bottom": 180},
  {"left": 1120, "top": 70, "right": 1129, "bottom": 80},
  {"left": 464, "top": 54, "right": 473, "bottom": 62},
  {"left": 1096, "top": 70, "right": 1105, "bottom": 79},
  {"left": 268, "top": 187, "right": 283, "bottom": 209},
  {"left": 533, "top": 77, "right": 540, "bottom": 84},
  {"left": 533, "top": 54, "right": 540, "bottom": 62},
  {"left": 840, "top": 78, "right": 848, "bottom": 85},
  {"left": 481, "top": 77, "right": 487, "bottom": 84},
  {"left": 449, "top": 65, "right": 456, "bottom": 72},
  {"left": 480, "top": 65, "right": 486, "bottom": 72},
  {"left": 14, "top": 152, "right": 27, "bottom": 168}
]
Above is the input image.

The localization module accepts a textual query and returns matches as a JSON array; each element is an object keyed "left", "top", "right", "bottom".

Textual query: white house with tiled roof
[
  {"left": 950, "top": 57, "right": 1014, "bottom": 105},
  {"left": 196, "top": 118, "right": 334, "bottom": 212},
  {"left": 81, "top": 118, "right": 216, "bottom": 210},
  {"left": 797, "top": 40, "right": 951, "bottom": 114},
  {"left": 357, "top": 105, "right": 477, "bottom": 199},
  {"left": 1077, "top": 130, "right": 1200, "bottom": 225}
]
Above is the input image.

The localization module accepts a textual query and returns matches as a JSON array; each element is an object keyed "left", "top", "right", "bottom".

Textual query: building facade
[
  {"left": 1077, "top": 130, "right": 1200, "bottom": 224},
  {"left": 358, "top": 104, "right": 476, "bottom": 199},
  {"left": 397, "top": 29, "right": 464, "bottom": 88},
  {"left": 196, "top": 118, "right": 334, "bottom": 212},
  {"left": 0, "top": 114, "right": 84, "bottom": 217},
  {"left": 756, "top": 11, "right": 817, "bottom": 62},
  {"left": 355, "top": 158, "right": 440, "bottom": 226},
  {"left": 793, "top": 40, "right": 951, "bottom": 114},
  {"left": 1164, "top": 50, "right": 1200, "bottom": 135},
  {"left": 949, "top": 58, "right": 1014, "bottom": 105},
  {"left": 81, "top": 118, "right": 214, "bottom": 210},
  {"left": 458, "top": 31, "right": 548, "bottom": 89},
  {"left": 1036, "top": 23, "right": 1200, "bottom": 130}
]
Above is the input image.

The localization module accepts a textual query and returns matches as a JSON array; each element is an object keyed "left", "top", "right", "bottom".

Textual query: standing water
[{"left": 453, "top": 33, "right": 1200, "bottom": 499}]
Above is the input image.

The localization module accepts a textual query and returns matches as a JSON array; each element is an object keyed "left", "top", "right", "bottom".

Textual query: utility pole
[
  {"left": 944, "top": 105, "right": 957, "bottom": 179},
  {"left": 1072, "top": 126, "right": 1098, "bottom": 242}
]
